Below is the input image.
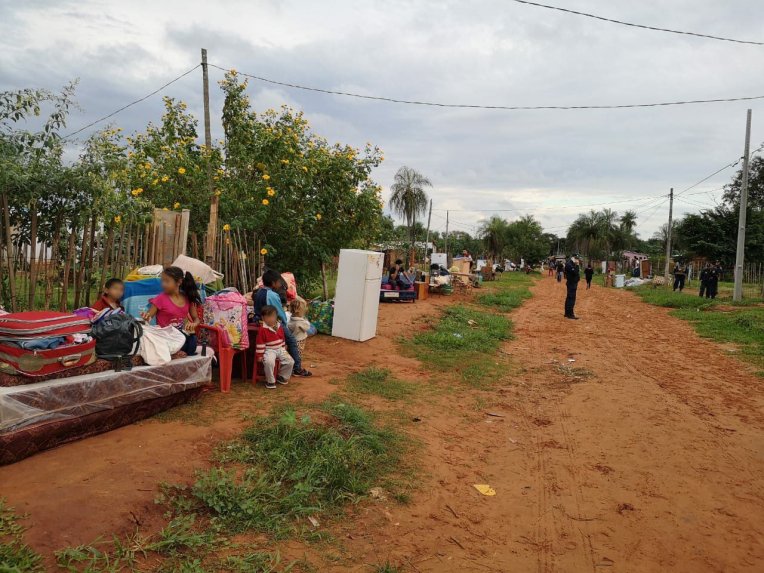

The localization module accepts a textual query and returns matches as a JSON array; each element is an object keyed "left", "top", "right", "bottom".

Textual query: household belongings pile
[{"left": 0, "top": 309, "right": 213, "bottom": 464}]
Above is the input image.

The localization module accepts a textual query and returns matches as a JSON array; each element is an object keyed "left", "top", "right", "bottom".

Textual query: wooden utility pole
[
  {"left": 663, "top": 188, "right": 674, "bottom": 282},
  {"left": 423, "top": 199, "right": 432, "bottom": 265},
  {"left": 444, "top": 210, "right": 450, "bottom": 265},
  {"left": 201, "top": 48, "right": 218, "bottom": 265},
  {"left": 733, "top": 109, "right": 752, "bottom": 302}
]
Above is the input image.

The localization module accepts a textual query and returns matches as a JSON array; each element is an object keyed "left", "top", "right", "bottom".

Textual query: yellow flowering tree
[{"left": 219, "top": 72, "right": 384, "bottom": 288}]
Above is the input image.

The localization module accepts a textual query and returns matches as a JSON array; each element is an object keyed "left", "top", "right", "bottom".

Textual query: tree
[
  {"left": 479, "top": 216, "right": 508, "bottom": 261},
  {"left": 724, "top": 154, "right": 764, "bottom": 210},
  {"left": 505, "top": 215, "right": 547, "bottom": 264},
  {"left": 389, "top": 166, "right": 431, "bottom": 247}
]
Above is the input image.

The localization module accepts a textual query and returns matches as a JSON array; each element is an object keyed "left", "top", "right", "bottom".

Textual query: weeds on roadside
[
  {"left": 163, "top": 401, "right": 404, "bottom": 537},
  {"left": 0, "top": 499, "right": 43, "bottom": 573},
  {"left": 477, "top": 272, "right": 534, "bottom": 312},
  {"left": 346, "top": 368, "right": 415, "bottom": 401}
]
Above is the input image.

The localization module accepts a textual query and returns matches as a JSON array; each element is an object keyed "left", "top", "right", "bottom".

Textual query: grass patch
[
  {"left": 0, "top": 499, "right": 43, "bottom": 573},
  {"left": 163, "top": 401, "right": 404, "bottom": 538},
  {"left": 634, "top": 286, "right": 764, "bottom": 373},
  {"left": 346, "top": 368, "right": 415, "bottom": 401},
  {"left": 477, "top": 272, "right": 535, "bottom": 312},
  {"left": 410, "top": 305, "right": 512, "bottom": 387}
]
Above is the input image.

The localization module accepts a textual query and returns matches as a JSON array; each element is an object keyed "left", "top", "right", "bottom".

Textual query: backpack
[
  {"left": 203, "top": 290, "right": 249, "bottom": 349},
  {"left": 91, "top": 314, "right": 143, "bottom": 359}
]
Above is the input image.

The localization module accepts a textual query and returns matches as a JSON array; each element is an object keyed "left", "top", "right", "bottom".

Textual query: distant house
[{"left": 622, "top": 251, "right": 649, "bottom": 266}]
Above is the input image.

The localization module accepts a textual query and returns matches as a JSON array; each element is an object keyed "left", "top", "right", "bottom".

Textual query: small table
[{"left": 414, "top": 281, "right": 428, "bottom": 300}]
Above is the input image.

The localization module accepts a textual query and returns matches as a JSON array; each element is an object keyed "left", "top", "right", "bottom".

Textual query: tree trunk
[
  {"left": 27, "top": 200, "right": 39, "bottom": 309},
  {"left": 1, "top": 193, "right": 17, "bottom": 312},
  {"left": 44, "top": 217, "right": 62, "bottom": 310},
  {"left": 100, "top": 227, "right": 115, "bottom": 288},
  {"left": 321, "top": 261, "right": 329, "bottom": 300},
  {"left": 83, "top": 212, "right": 97, "bottom": 306},
  {"left": 60, "top": 227, "right": 76, "bottom": 311},
  {"left": 73, "top": 219, "right": 90, "bottom": 309}
]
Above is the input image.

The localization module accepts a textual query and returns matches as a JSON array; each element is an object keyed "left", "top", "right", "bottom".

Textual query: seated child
[
  {"left": 255, "top": 305, "right": 295, "bottom": 389},
  {"left": 287, "top": 297, "right": 316, "bottom": 361},
  {"left": 91, "top": 278, "right": 125, "bottom": 312},
  {"left": 141, "top": 266, "right": 201, "bottom": 356}
]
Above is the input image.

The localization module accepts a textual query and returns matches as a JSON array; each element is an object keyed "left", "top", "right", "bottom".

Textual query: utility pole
[
  {"left": 201, "top": 48, "right": 218, "bottom": 265},
  {"left": 423, "top": 199, "right": 432, "bottom": 265},
  {"left": 663, "top": 187, "right": 674, "bottom": 282},
  {"left": 733, "top": 109, "right": 752, "bottom": 302},
  {"left": 444, "top": 210, "right": 450, "bottom": 265}
]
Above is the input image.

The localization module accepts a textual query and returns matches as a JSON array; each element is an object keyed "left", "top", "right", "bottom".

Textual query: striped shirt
[{"left": 255, "top": 323, "right": 286, "bottom": 360}]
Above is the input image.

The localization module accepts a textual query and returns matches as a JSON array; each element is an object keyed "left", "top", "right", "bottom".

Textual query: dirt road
[{"left": 2, "top": 277, "right": 763, "bottom": 572}]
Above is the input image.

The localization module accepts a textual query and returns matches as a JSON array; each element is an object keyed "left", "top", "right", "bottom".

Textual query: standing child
[
  {"left": 91, "top": 278, "right": 125, "bottom": 312},
  {"left": 141, "top": 266, "right": 201, "bottom": 355},
  {"left": 288, "top": 297, "right": 316, "bottom": 361},
  {"left": 256, "top": 305, "right": 294, "bottom": 389}
]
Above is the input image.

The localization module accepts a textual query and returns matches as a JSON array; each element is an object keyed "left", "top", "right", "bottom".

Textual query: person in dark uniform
[
  {"left": 564, "top": 254, "right": 581, "bottom": 319},
  {"left": 555, "top": 260, "right": 564, "bottom": 283},
  {"left": 584, "top": 263, "right": 594, "bottom": 289},
  {"left": 699, "top": 263, "right": 711, "bottom": 298},
  {"left": 672, "top": 260, "right": 687, "bottom": 292},
  {"left": 708, "top": 262, "right": 721, "bottom": 299}
]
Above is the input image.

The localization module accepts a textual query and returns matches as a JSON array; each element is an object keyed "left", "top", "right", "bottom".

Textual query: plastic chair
[{"left": 196, "top": 324, "right": 247, "bottom": 393}]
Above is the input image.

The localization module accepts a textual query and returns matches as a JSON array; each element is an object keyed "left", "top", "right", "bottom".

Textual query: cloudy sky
[{"left": 2, "top": 0, "right": 763, "bottom": 238}]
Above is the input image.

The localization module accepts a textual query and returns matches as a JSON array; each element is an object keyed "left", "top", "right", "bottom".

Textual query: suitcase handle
[{"left": 59, "top": 354, "right": 82, "bottom": 367}]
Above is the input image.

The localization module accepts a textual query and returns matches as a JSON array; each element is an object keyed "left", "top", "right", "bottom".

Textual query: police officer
[
  {"left": 699, "top": 263, "right": 711, "bottom": 298},
  {"left": 564, "top": 254, "right": 581, "bottom": 320},
  {"left": 672, "top": 260, "right": 687, "bottom": 292},
  {"left": 708, "top": 261, "right": 721, "bottom": 299}
]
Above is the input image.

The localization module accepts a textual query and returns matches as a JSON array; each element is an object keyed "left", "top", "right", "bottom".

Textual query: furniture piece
[
  {"left": 196, "top": 324, "right": 247, "bottom": 393},
  {"left": 0, "top": 354, "right": 213, "bottom": 464},
  {"left": 332, "top": 249, "right": 384, "bottom": 341},
  {"left": 414, "top": 281, "right": 428, "bottom": 300}
]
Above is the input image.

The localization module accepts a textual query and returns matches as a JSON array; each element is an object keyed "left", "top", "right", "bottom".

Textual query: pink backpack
[{"left": 203, "top": 290, "right": 249, "bottom": 349}]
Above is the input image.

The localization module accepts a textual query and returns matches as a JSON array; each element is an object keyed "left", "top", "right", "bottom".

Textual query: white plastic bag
[{"left": 139, "top": 325, "right": 186, "bottom": 366}]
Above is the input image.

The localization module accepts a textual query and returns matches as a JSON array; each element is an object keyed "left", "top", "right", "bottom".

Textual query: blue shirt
[{"left": 254, "top": 287, "right": 287, "bottom": 324}]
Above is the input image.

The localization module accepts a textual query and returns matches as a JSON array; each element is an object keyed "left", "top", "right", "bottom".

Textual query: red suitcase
[{"left": 0, "top": 311, "right": 96, "bottom": 377}]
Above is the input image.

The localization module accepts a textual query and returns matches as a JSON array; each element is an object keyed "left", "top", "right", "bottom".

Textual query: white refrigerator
[{"left": 332, "top": 249, "right": 384, "bottom": 342}]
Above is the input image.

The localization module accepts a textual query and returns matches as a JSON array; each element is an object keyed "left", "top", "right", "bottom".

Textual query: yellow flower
[
  {"left": 280, "top": 159, "right": 289, "bottom": 165},
  {"left": 114, "top": 215, "right": 122, "bottom": 224},
  {"left": 173, "top": 202, "right": 181, "bottom": 209},
  {"left": 162, "top": 207, "right": 169, "bottom": 211},
  {"left": 177, "top": 167, "right": 186, "bottom": 175},
  {"left": 260, "top": 248, "right": 268, "bottom": 255},
  {"left": 266, "top": 187, "right": 275, "bottom": 197},
  {"left": 223, "top": 224, "right": 231, "bottom": 232},
  {"left": 256, "top": 162, "right": 266, "bottom": 170},
  {"left": 262, "top": 199, "right": 269, "bottom": 206},
  {"left": 262, "top": 174, "right": 270, "bottom": 181},
  {"left": 316, "top": 213, "right": 322, "bottom": 220},
  {"left": 214, "top": 189, "right": 222, "bottom": 196},
  {"left": 131, "top": 188, "right": 143, "bottom": 197},
  {"left": 144, "top": 162, "right": 151, "bottom": 170},
  {"left": 302, "top": 166, "right": 308, "bottom": 172},
  {"left": 152, "top": 178, "right": 159, "bottom": 186},
  {"left": 161, "top": 175, "right": 169, "bottom": 182}
]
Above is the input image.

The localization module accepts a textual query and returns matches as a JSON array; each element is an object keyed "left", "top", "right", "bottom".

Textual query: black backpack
[{"left": 92, "top": 314, "right": 143, "bottom": 362}]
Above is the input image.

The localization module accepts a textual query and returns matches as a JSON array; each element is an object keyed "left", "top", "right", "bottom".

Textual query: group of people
[
  {"left": 91, "top": 266, "right": 314, "bottom": 390},
  {"left": 672, "top": 260, "right": 722, "bottom": 298}
]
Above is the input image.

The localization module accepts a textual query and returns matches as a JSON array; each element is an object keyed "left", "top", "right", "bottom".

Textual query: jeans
[
  {"left": 181, "top": 333, "right": 198, "bottom": 356},
  {"left": 263, "top": 348, "right": 294, "bottom": 384},
  {"left": 565, "top": 282, "right": 578, "bottom": 316},
  {"left": 673, "top": 275, "right": 685, "bottom": 291},
  {"left": 282, "top": 323, "right": 302, "bottom": 371}
]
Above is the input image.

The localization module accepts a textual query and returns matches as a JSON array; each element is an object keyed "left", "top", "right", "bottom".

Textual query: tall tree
[
  {"left": 389, "top": 166, "right": 431, "bottom": 246},
  {"left": 479, "top": 216, "right": 508, "bottom": 261}
]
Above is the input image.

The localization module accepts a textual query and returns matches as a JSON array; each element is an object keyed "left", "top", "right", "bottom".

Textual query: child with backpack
[
  {"left": 256, "top": 305, "right": 294, "bottom": 389},
  {"left": 141, "top": 266, "right": 201, "bottom": 356}
]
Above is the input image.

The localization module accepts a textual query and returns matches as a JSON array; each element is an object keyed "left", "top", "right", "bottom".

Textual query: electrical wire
[
  {"left": 510, "top": 0, "right": 764, "bottom": 46},
  {"left": 61, "top": 65, "right": 201, "bottom": 141},
  {"left": 431, "top": 192, "right": 668, "bottom": 213},
  {"left": 209, "top": 63, "right": 764, "bottom": 111}
]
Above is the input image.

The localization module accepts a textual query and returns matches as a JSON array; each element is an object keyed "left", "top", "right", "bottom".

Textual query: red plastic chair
[{"left": 196, "top": 324, "right": 247, "bottom": 393}]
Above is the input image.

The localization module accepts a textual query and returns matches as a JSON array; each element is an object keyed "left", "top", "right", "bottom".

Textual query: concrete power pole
[
  {"left": 663, "top": 188, "right": 674, "bottom": 282},
  {"left": 444, "top": 210, "right": 450, "bottom": 265},
  {"left": 424, "top": 199, "right": 432, "bottom": 265},
  {"left": 201, "top": 48, "right": 218, "bottom": 265},
  {"left": 733, "top": 109, "right": 753, "bottom": 302}
]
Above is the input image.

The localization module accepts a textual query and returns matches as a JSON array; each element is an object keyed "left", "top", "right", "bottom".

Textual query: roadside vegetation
[{"left": 634, "top": 287, "right": 764, "bottom": 374}]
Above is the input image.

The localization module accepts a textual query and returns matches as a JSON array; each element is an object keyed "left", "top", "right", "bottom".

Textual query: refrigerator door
[
  {"left": 365, "top": 252, "right": 384, "bottom": 280},
  {"left": 332, "top": 249, "right": 382, "bottom": 342}
]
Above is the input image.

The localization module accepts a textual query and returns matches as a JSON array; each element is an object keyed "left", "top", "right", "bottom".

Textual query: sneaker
[
  {"left": 265, "top": 381, "right": 277, "bottom": 389},
  {"left": 293, "top": 368, "right": 313, "bottom": 377},
  {"left": 277, "top": 376, "right": 289, "bottom": 385}
]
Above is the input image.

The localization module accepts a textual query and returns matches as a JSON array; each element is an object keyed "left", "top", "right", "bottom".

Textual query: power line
[
  {"left": 431, "top": 192, "right": 668, "bottom": 213},
  {"left": 61, "top": 65, "right": 201, "bottom": 141},
  {"left": 209, "top": 63, "right": 764, "bottom": 111},
  {"left": 510, "top": 0, "right": 764, "bottom": 46}
]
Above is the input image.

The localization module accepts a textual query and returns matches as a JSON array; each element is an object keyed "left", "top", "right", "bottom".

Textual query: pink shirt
[{"left": 149, "top": 293, "right": 190, "bottom": 328}]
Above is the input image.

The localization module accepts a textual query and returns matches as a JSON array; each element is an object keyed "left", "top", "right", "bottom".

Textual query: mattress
[{"left": 0, "top": 353, "right": 214, "bottom": 464}]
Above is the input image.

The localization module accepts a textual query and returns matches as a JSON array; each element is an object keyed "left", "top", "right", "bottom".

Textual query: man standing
[
  {"left": 672, "top": 260, "right": 687, "bottom": 292},
  {"left": 699, "top": 263, "right": 711, "bottom": 298},
  {"left": 556, "top": 259, "right": 565, "bottom": 283},
  {"left": 584, "top": 263, "right": 594, "bottom": 289},
  {"left": 708, "top": 261, "right": 721, "bottom": 299},
  {"left": 564, "top": 254, "right": 581, "bottom": 319}
]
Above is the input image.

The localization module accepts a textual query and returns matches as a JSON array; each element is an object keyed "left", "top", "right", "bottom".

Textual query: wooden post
[
  {"left": 1, "top": 193, "right": 17, "bottom": 311},
  {"left": 27, "top": 201, "right": 38, "bottom": 308},
  {"left": 60, "top": 228, "right": 76, "bottom": 311},
  {"left": 201, "top": 48, "right": 218, "bottom": 265},
  {"left": 663, "top": 188, "right": 674, "bottom": 282},
  {"left": 84, "top": 212, "right": 97, "bottom": 306},
  {"left": 321, "top": 262, "right": 329, "bottom": 300}
]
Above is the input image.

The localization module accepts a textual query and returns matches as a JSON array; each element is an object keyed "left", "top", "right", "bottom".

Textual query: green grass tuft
[
  {"left": 346, "top": 368, "right": 415, "bottom": 400},
  {"left": 0, "top": 500, "right": 43, "bottom": 573},
  {"left": 477, "top": 272, "right": 535, "bottom": 312}
]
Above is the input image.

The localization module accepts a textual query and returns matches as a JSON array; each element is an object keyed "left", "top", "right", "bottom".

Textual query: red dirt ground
[{"left": 1, "top": 277, "right": 763, "bottom": 572}]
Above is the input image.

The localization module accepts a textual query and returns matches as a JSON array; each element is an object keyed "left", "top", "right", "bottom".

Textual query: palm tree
[
  {"left": 479, "top": 216, "right": 508, "bottom": 261},
  {"left": 389, "top": 166, "right": 432, "bottom": 246}
]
